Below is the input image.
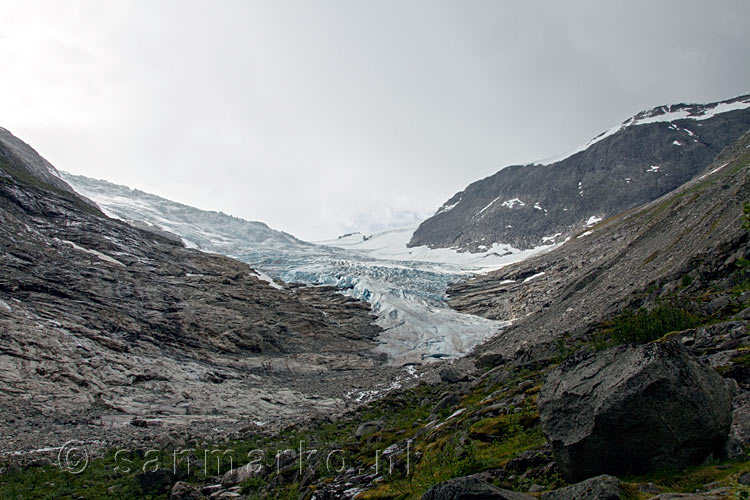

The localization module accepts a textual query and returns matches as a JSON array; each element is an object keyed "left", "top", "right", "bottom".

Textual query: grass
[{"left": 618, "top": 456, "right": 750, "bottom": 499}]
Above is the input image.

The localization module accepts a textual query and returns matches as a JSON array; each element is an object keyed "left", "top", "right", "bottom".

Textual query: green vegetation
[
  {"left": 737, "top": 201, "right": 750, "bottom": 274},
  {"left": 605, "top": 303, "right": 700, "bottom": 345},
  {"left": 680, "top": 273, "right": 694, "bottom": 287},
  {"left": 618, "top": 458, "right": 750, "bottom": 499}
]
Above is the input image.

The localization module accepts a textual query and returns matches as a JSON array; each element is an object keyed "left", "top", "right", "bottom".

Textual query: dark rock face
[
  {"left": 542, "top": 475, "right": 624, "bottom": 500},
  {"left": 538, "top": 342, "right": 732, "bottom": 482},
  {"left": 137, "top": 468, "right": 176, "bottom": 495},
  {"left": 410, "top": 95, "right": 750, "bottom": 251},
  {"left": 421, "top": 475, "right": 534, "bottom": 500}
]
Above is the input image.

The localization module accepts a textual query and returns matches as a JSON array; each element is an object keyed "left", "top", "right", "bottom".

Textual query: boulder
[
  {"left": 137, "top": 468, "right": 175, "bottom": 495},
  {"left": 543, "top": 475, "right": 624, "bottom": 500},
  {"left": 421, "top": 475, "right": 534, "bottom": 500},
  {"left": 221, "top": 464, "right": 257, "bottom": 487},
  {"left": 439, "top": 366, "right": 469, "bottom": 383},
  {"left": 355, "top": 420, "right": 385, "bottom": 438},
  {"left": 431, "top": 393, "right": 460, "bottom": 415},
  {"left": 538, "top": 341, "right": 732, "bottom": 481},
  {"left": 159, "top": 430, "right": 188, "bottom": 451},
  {"left": 724, "top": 392, "right": 750, "bottom": 458},
  {"left": 169, "top": 481, "right": 203, "bottom": 499}
]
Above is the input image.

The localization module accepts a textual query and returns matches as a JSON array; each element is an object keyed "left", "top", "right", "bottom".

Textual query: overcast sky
[{"left": 1, "top": 1, "right": 749, "bottom": 240}]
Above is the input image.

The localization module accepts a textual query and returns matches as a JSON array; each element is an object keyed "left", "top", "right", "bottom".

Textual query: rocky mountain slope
[
  {"left": 60, "top": 171, "right": 308, "bottom": 254},
  {"left": 449, "top": 129, "right": 750, "bottom": 367},
  {"left": 59, "top": 173, "right": 529, "bottom": 365},
  {"left": 0, "top": 128, "right": 402, "bottom": 459},
  {"left": 410, "top": 94, "right": 750, "bottom": 251}
]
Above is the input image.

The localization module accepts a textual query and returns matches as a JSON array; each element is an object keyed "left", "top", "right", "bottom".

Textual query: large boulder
[
  {"left": 538, "top": 341, "right": 732, "bottom": 481},
  {"left": 421, "top": 476, "right": 534, "bottom": 500}
]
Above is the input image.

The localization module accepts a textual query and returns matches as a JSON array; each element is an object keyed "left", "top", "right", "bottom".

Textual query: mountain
[
  {"left": 4, "top": 117, "right": 750, "bottom": 500},
  {"left": 60, "top": 172, "right": 307, "bottom": 254},
  {"left": 450, "top": 128, "right": 750, "bottom": 366},
  {"left": 0, "top": 127, "right": 394, "bottom": 458},
  {"left": 61, "top": 174, "right": 553, "bottom": 365},
  {"left": 410, "top": 94, "right": 750, "bottom": 251}
]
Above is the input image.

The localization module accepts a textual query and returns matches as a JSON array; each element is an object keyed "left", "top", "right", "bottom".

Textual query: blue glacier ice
[{"left": 62, "top": 172, "right": 554, "bottom": 364}]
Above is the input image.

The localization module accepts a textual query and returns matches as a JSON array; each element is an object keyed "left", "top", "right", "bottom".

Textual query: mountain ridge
[{"left": 410, "top": 93, "right": 750, "bottom": 252}]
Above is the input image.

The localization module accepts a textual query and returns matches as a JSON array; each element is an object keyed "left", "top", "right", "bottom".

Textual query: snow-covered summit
[{"left": 537, "top": 94, "right": 750, "bottom": 166}]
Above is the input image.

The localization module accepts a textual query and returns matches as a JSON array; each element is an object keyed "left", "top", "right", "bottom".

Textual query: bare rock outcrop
[{"left": 538, "top": 341, "right": 732, "bottom": 482}]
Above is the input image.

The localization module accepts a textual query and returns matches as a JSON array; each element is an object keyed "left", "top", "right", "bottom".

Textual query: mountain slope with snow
[
  {"left": 410, "top": 93, "right": 750, "bottom": 252},
  {"left": 62, "top": 174, "right": 549, "bottom": 364},
  {"left": 318, "top": 226, "right": 555, "bottom": 270},
  {"left": 62, "top": 172, "right": 307, "bottom": 254}
]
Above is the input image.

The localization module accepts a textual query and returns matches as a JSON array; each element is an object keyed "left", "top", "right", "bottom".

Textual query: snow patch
[
  {"left": 534, "top": 96, "right": 750, "bottom": 166},
  {"left": 60, "top": 240, "right": 126, "bottom": 267},
  {"left": 501, "top": 198, "right": 525, "bottom": 209},
  {"left": 628, "top": 98, "right": 750, "bottom": 126},
  {"left": 523, "top": 272, "right": 545, "bottom": 283},
  {"left": 698, "top": 162, "right": 730, "bottom": 181},
  {"left": 672, "top": 140, "right": 682, "bottom": 146},
  {"left": 253, "top": 270, "right": 284, "bottom": 290},
  {"left": 585, "top": 215, "right": 603, "bottom": 227},
  {"left": 542, "top": 233, "right": 562, "bottom": 243},
  {"left": 476, "top": 197, "right": 500, "bottom": 217},
  {"left": 577, "top": 231, "right": 593, "bottom": 239},
  {"left": 436, "top": 200, "right": 460, "bottom": 215},
  {"left": 646, "top": 165, "right": 661, "bottom": 173}
]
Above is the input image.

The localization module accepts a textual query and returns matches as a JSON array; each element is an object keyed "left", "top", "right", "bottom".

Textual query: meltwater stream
[{"left": 63, "top": 173, "right": 555, "bottom": 365}]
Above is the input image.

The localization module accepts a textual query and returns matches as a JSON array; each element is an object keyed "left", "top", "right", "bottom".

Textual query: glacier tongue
[{"left": 62, "top": 172, "right": 552, "bottom": 365}]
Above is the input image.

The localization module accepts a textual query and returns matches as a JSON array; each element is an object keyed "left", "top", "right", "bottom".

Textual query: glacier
[{"left": 62, "top": 172, "right": 556, "bottom": 365}]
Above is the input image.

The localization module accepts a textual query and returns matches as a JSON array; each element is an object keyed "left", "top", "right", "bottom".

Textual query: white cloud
[{"left": 0, "top": 0, "right": 748, "bottom": 240}]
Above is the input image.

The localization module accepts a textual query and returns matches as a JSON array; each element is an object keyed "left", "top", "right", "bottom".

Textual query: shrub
[{"left": 610, "top": 303, "right": 700, "bottom": 345}]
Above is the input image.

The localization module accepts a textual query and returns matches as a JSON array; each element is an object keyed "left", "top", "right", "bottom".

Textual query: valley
[{"left": 2, "top": 95, "right": 750, "bottom": 499}]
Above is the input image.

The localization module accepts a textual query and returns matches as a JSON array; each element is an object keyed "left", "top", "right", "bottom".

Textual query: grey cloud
[{"left": 0, "top": 0, "right": 748, "bottom": 240}]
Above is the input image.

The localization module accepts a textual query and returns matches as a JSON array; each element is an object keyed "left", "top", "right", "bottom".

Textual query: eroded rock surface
[{"left": 538, "top": 341, "right": 732, "bottom": 481}]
